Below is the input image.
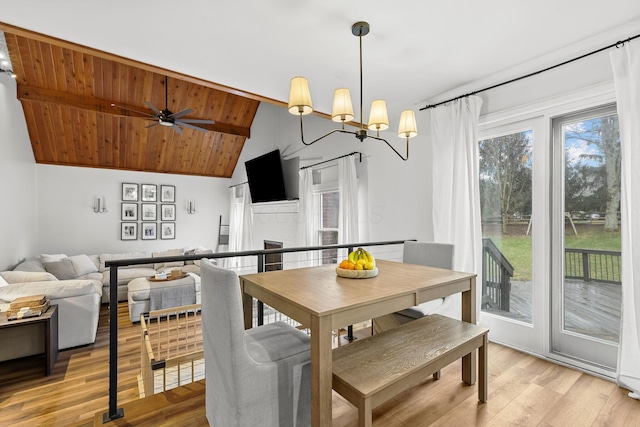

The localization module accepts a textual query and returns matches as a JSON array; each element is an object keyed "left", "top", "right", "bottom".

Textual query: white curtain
[
  {"left": 430, "top": 96, "right": 484, "bottom": 320},
  {"left": 225, "top": 183, "right": 255, "bottom": 271},
  {"left": 611, "top": 42, "right": 640, "bottom": 399},
  {"left": 338, "top": 156, "right": 359, "bottom": 246},
  {"left": 296, "top": 168, "right": 317, "bottom": 267}
]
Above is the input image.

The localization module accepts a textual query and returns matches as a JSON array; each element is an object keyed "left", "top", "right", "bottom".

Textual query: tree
[
  {"left": 479, "top": 132, "right": 533, "bottom": 234},
  {"left": 564, "top": 115, "right": 620, "bottom": 231}
]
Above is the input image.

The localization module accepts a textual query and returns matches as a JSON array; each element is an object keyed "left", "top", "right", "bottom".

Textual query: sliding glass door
[
  {"left": 479, "top": 117, "right": 547, "bottom": 353},
  {"left": 551, "top": 105, "right": 621, "bottom": 371}
]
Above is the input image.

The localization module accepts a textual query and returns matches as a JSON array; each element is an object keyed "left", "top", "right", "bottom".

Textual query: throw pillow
[
  {"left": 193, "top": 249, "right": 214, "bottom": 266},
  {"left": 13, "top": 259, "right": 47, "bottom": 272},
  {"left": 183, "top": 248, "right": 196, "bottom": 265},
  {"left": 0, "top": 273, "right": 9, "bottom": 287},
  {"left": 43, "top": 259, "right": 77, "bottom": 280},
  {"left": 40, "top": 253, "right": 68, "bottom": 263},
  {"left": 152, "top": 248, "right": 184, "bottom": 270},
  {"left": 67, "top": 254, "right": 99, "bottom": 277}
]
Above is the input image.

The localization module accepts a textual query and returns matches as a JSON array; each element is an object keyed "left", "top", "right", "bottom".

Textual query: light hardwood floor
[{"left": 0, "top": 303, "right": 638, "bottom": 426}]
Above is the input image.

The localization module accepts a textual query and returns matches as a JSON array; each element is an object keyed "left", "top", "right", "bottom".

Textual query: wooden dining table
[{"left": 239, "top": 259, "right": 477, "bottom": 427}]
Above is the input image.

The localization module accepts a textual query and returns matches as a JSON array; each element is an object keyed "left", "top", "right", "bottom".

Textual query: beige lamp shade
[
  {"left": 331, "top": 88, "right": 354, "bottom": 122},
  {"left": 397, "top": 110, "right": 418, "bottom": 138},
  {"left": 367, "top": 99, "right": 389, "bottom": 131},
  {"left": 288, "top": 76, "right": 313, "bottom": 115}
]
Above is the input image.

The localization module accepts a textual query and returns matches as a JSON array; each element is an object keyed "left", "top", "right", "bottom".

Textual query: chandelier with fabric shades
[{"left": 287, "top": 21, "right": 418, "bottom": 161}]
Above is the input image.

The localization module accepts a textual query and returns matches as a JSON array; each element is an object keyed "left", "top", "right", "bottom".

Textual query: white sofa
[
  {"left": 12, "top": 248, "right": 212, "bottom": 304},
  {"left": 0, "top": 271, "right": 102, "bottom": 359}
]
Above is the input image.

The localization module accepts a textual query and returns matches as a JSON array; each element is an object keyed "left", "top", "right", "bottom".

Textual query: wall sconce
[
  {"left": 186, "top": 200, "right": 196, "bottom": 215},
  {"left": 93, "top": 196, "right": 107, "bottom": 213}
]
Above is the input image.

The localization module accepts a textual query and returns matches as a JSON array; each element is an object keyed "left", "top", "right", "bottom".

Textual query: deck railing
[
  {"left": 565, "top": 248, "right": 621, "bottom": 284},
  {"left": 482, "top": 238, "right": 514, "bottom": 311}
]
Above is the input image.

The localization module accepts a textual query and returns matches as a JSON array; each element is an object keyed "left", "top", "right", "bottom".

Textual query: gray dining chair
[
  {"left": 373, "top": 241, "right": 455, "bottom": 332},
  {"left": 201, "top": 259, "right": 311, "bottom": 427}
]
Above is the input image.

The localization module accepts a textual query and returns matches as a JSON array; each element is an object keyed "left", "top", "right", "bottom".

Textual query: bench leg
[
  {"left": 358, "top": 397, "right": 373, "bottom": 427},
  {"left": 479, "top": 333, "right": 488, "bottom": 403},
  {"left": 433, "top": 370, "right": 441, "bottom": 380}
]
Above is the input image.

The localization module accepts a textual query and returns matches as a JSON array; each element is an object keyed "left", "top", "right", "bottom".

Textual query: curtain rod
[
  {"left": 299, "top": 151, "right": 362, "bottom": 170},
  {"left": 420, "top": 33, "right": 640, "bottom": 111}
]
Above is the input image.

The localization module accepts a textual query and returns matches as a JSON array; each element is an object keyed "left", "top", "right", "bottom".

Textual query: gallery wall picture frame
[
  {"left": 161, "top": 204, "right": 176, "bottom": 221},
  {"left": 161, "top": 185, "right": 176, "bottom": 203},
  {"left": 122, "top": 183, "right": 138, "bottom": 201},
  {"left": 141, "top": 223, "right": 157, "bottom": 240},
  {"left": 141, "top": 203, "right": 157, "bottom": 221},
  {"left": 141, "top": 184, "right": 157, "bottom": 202},
  {"left": 121, "top": 222, "right": 138, "bottom": 240},
  {"left": 161, "top": 222, "right": 175, "bottom": 240},
  {"left": 121, "top": 202, "right": 138, "bottom": 221}
]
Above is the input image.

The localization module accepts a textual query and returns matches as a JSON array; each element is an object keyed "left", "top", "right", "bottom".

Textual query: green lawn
[{"left": 484, "top": 223, "right": 621, "bottom": 281}]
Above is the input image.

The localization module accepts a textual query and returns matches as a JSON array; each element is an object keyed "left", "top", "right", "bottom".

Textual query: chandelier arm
[
  {"left": 367, "top": 134, "right": 409, "bottom": 161},
  {"left": 299, "top": 114, "right": 357, "bottom": 146}
]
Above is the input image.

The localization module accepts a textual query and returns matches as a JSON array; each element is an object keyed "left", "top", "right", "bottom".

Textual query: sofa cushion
[
  {"left": 194, "top": 249, "right": 214, "bottom": 266},
  {"left": 67, "top": 254, "right": 99, "bottom": 277},
  {"left": 100, "top": 252, "right": 152, "bottom": 271},
  {"left": 43, "top": 259, "right": 77, "bottom": 280},
  {"left": 102, "top": 267, "right": 157, "bottom": 286},
  {"left": 152, "top": 248, "right": 185, "bottom": 270},
  {"left": 1, "top": 271, "right": 58, "bottom": 284},
  {"left": 13, "top": 259, "right": 46, "bottom": 272},
  {"left": 40, "top": 253, "right": 68, "bottom": 263},
  {"left": 0, "top": 279, "right": 101, "bottom": 303}
]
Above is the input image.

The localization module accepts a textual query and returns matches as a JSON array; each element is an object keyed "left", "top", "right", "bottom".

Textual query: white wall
[
  {"left": 0, "top": 76, "right": 38, "bottom": 270},
  {"left": 231, "top": 102, "right": 434, "bottom": 254},
  {"left": 36, "top": 164, "right": 230, "bottom": 256}
]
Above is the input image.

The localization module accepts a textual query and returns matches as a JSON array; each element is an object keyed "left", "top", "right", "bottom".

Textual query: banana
[{"left": 348, "top": 250, "right": 358, "bottom": 264}]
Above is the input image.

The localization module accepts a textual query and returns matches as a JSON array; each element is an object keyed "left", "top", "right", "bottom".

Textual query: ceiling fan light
[
  {"left": 331, "top": 88, "right": 354, "bottom": 122},
  {"left": 367, "top": 99, "right": 389, "bottom": 131},
  {"left": 288, "top": 76, "right": 313, "bottom": 115},
  {"left": 398, "top": 110, "right": 418, "bottom": 138}
]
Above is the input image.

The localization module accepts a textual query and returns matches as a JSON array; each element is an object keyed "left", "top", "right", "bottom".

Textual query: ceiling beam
[{"left": 17, "top": 84, "right": 251, "bottom": 138}]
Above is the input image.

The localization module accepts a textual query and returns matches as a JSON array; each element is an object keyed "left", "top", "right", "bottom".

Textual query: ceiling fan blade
[
  {"left": 170, "top": 109, "right": 193, "bottom": 119},
  {"left": 172, "top": 125, "right": 183, "bottom": 135},
  {"left": 145, "top": 101, "right": 161, "bottom": 115},
  {"left": 145, "top": 122, "right": 160, "bottom": 129},
  {"left": 179, "top": 118, "right": 216, "bottom": 124},
  {"left": 177, "top": 122, "right": 210, "bottom": 133}
]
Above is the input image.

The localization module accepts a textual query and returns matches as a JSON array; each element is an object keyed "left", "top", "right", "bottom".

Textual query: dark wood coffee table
[{"left": 0, "top": 304, "right": 58, "bottom": 375}]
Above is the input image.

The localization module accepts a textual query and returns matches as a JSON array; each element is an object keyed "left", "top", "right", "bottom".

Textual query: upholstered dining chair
[
  {"left": 201, "top": 259, "right": 311, "bottom": 427},
  {"left": 373, "top": 241, "right": 455, "bottom": 333}
]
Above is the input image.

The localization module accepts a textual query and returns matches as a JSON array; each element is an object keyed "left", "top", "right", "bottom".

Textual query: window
[{"left": 319, "top": 191, "right": 339, "bottom": 264}]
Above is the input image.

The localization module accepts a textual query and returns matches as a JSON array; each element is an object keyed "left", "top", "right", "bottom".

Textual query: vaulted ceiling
[{"left": 2, "top": 26, "right": 264, "bottom": 178}]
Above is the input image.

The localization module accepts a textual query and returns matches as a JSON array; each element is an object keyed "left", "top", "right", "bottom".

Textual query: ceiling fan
[{"left": 112, "top": 76, "right": 215, "bottom": 134}]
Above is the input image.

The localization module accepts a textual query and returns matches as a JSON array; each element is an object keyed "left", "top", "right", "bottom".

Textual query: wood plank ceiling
[{"left": 3, "top": 29, "right": 261, "bottom": 178}]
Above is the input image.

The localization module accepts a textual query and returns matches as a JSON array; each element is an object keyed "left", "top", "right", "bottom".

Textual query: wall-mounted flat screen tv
[{"left": 245, "top": 149, "right": 288, "bottom": 203}]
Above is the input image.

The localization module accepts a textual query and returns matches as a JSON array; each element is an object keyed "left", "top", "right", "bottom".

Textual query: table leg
[
  {"left": 310, "top": 315, "right": 333, "bottom": 427},
  {"left": 462, "top": 276, "right": 477, "bottom": 385},
  {"left": 45, "top": 307, "right": 58, "bottom": 376},
  {"left": 241, "top": 280, "right": 253, "bottom": 330}
]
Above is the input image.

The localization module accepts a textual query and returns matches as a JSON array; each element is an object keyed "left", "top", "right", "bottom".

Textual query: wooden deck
[{"left": 483, "top": 279, "right": 621, "bottom": 342}]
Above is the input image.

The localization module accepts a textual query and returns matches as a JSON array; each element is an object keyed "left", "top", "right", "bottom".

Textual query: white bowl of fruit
[{"left": 336, "top": 248, "right": 378, "bottom": 279}]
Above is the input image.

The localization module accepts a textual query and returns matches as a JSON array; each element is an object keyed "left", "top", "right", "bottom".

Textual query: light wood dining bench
[{"left": 332, "top": 314, "right": 488, "bottom": 427}]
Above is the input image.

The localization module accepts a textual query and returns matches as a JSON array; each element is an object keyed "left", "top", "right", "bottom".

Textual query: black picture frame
[
  {"left": 141, "top": 184, "right": 157, "bottom": 202},
  {"left": 121, "top": 202, "right": 138, "bottom": 221},
  {"left": 122, "top": 183, "right": 138, "bottom": 201},
  {"left": 141, "top": 203, "right": 157, "bottom": 221},
  {"left": 121, "top": 222, "right": 138, "bottom": 240},
  {"left": 141, "top": 223, "right": 157, "bottom": 240},
  {"left": 161, "top": 185, "right": 176, "bottom": 203},
  {"left": 161, "top": 222, "right": 175, "bottom": 240},
  {"left": 161, "top": 204, "right": 176, "bottom": 221}
]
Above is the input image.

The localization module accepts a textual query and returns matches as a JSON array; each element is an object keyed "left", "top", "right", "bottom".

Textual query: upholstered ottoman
[{"left": 127, "top": 273, "right": 201, "bottom": 322}]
